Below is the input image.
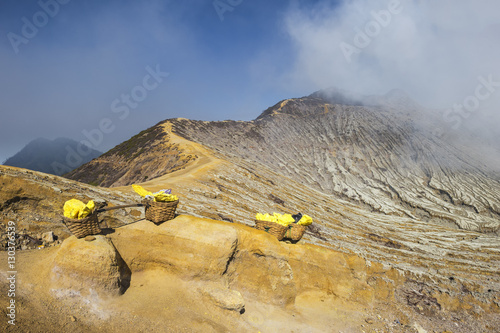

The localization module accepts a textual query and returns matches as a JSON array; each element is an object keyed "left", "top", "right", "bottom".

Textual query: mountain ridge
[
  {"left": 65, "top": 91, "right": 500, "bottom": 234},
  {"left": 3, "top": 137, "right": 102, "bottom": 176}
]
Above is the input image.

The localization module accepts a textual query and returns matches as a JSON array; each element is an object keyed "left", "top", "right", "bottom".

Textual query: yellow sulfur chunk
[
  {"left": 256, "top": 212, "right": 294, "bottom": 226},
  {"left": 132, "top": 184, "right": 153, "bottom": 198},
  {"left": 297, "top": 214, "right": 313, "bottom": 226},
  {"left": 255, "top": 213, "right": 276, "bottom": 222},
  {"left": 153, "top": 193, "right": 178, "bottom": 202},
  {"left": 79, "top": 200, "right": 95, "bottom": 219},
  {"left": 63, "top": 199, "right": 95, "bottom": 219},
  {"left": 273, "top": 213, "right": 294, "bottom": 226},
  {"left": 280, "top": 213, "right": 295, "bottom": 226},
  {"left": 64, "top": 199, "right": 84, "bottom": 219},
  {"left": 132, "top": 185, "right": 178, "bottom": 202}
]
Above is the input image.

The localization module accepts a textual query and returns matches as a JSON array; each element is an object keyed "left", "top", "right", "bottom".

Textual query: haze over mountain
[
  {"left": 3, "top": 137, "right": 102, "bottom": 176},
  {"left": 66, "top": 90, "right": 500, "bottom": 234}
]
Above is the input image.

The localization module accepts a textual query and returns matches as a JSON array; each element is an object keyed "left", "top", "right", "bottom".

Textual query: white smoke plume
[{"left": 283, "top": 0, "right": 500, "bottom": 147}]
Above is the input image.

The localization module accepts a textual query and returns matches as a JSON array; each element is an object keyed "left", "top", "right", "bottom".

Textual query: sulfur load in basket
[
  {"left": 142, "top": 198, "right": 179, "bottom": 223},
  {"left": 132, "top": 185, "right": 179, "bottom": 223},
  {"left": 283, "top": 213, "right": 313, "bottom": 241},
  {"left": 254, "top": 213, "right": 294, "bottom": 240},
  {"left": 255, "top": 212, "right": 313, "bottom": 242},
  {"left": 62, "top": 199, "right": 101, "bottom": 238}
]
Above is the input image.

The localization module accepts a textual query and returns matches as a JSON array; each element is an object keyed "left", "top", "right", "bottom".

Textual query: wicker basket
[
  {"left": 142, "top": 198, "right": 178, "bottom": 223},
  {"left": 254, "top": 220, "right": 287, "bottom": 240},
  {"left": 62, "top": 211, "right": 101, "bottom": 238},
  {"left": 284, "top": 223, "right": 307, "bottom": 241}
]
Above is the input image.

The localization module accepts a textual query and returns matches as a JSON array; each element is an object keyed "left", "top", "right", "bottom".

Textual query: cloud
[
  {"left": 283, "top": 0, "right": 500, "bottom": 110},
  {"left": 281, "top": 0, "right": 500, "bottom": 169}
]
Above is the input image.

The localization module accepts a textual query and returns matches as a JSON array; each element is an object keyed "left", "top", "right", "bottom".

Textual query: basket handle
[{"left": 96, "top": 203, "right": 144, "bottom": 213}]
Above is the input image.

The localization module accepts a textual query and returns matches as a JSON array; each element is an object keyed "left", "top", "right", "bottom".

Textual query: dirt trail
[{"left": 113, "top": 122, "right": 224, "bottom": 193}]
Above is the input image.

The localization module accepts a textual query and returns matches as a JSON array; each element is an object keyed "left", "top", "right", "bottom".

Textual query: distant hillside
[
  {"left": 64, "top": 125, "right": 197, "bottom": 187},
  {"left": 3, "top": 137, "right": 102, "bottom": 176}
]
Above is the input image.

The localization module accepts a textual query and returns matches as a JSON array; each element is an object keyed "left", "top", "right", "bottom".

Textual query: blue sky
[
  {"left": 0, "top": 0, "right": 313, "bottom": 162},
  {"left": 1, "top": 0, "right": 499, "bottom": 164}
]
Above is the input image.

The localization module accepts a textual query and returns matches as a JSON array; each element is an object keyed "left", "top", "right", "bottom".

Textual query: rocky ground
[
  {"left": 1, "top": 157, "right": 499, "bottom": 332},
  {"left": 0, "top": 165, "right": 143, "bottom": 241},
  {"left": 3, "top": 215, "right": 498, "bottom": 333},
  {"left": 1, "top": 229, "right": 61, "bottom": 251}
]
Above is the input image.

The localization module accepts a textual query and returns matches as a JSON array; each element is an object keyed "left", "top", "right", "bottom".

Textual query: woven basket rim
[
  {"left": 255, "top": 219, "right": 286, "bottom": 225},
  {"left": 255, "top": 220, "right": 294, "bottom": 229},
  {"left": 142, "top": 198, "right": 179, "bottom": 204}
]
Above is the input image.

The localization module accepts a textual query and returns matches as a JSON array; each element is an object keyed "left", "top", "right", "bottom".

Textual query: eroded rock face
[
  {"left": 225, "top": 225, "right": 297, "bottom": 306},
  {"left": 109, "top": 216, "right": 238, "bottom": 280},
  {"left": 50, "top": 235, "right": 131, "bottom": 297},
  {"left": 63, "top": 91, "right": 500, "bottom": 233},
  {"left": 108, "top": 216, "right": 399, "bottom": 307},
  {"left": 109, "top": 215, "right": 488, "bottom": 315}
]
